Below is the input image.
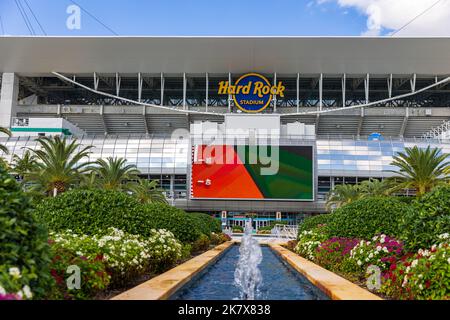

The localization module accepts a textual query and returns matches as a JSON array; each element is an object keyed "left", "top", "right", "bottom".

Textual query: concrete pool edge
[
  {"left": 269, "top": 244, "right": 382, "bottom": 300},
  {"left": 110, "top": 241, "right": 235, "bottom": 300}
]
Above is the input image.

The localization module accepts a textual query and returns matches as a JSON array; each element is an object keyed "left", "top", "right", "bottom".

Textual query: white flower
[
  {"left": 376, "top": 246, "right": 382, "bottom": 251},
  {"left": 23, "top": 285, "right": 33, "bottom": 299},
  {"left": 411, "top": 259, "right": 418, "bottom": 268},
  {"left": 9, "top": 267, "right": 21, "bottom": 279},
  {"left": 383, "top": 247, "right": 389, "bottom": 253},
  {"left": 438, "top": 233, "right": 449, "bottom": 239},
  {"left": 447, "top": 257, "right": 450, "bottom": 264},
  {"left": 357, "top": 260, "right": 362, "bottom": 266},
  {"left": 0, "top": 285, "right": 6, "bottom": 295},
  {"left": 380, "top": 238, "right": 385, "bottom": 244},
  {"left": 369, "top": 253, "right": 374, "bottom": 259},
  {"left": 419, "top": 284, "right": 423, "bottom": 290}
]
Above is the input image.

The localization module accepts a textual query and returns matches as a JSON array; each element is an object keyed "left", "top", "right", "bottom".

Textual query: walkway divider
[
  {"left": 111, "top": 241, "right": 235, "bottom": 300},
  {"left": 269, "top": 244, "right": 383, "bottom": 300}
]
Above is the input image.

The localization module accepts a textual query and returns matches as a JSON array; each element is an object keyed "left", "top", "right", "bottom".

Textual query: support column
[
  {"left": 0, "top": 73, "right": 19, "bottom": 128},
  {"left": 170, "top": 174, "right": 174, "bottom": 199}
]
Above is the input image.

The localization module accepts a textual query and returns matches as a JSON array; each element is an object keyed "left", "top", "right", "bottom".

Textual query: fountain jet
[{"left": 234, "top": 219, "right": 263, "bottom": 300}]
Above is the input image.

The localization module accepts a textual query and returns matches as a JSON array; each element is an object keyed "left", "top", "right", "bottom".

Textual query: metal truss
[{"left": 16, "top": 72, "right": 450, "bottom": 116}]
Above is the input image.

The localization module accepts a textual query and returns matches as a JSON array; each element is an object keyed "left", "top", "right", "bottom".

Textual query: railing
[
  {"left": 271, "top": 224, "right": 298, "bottom": 240},
  {"left": 421, "top": 120, "right": 450, "bottom": 140}
]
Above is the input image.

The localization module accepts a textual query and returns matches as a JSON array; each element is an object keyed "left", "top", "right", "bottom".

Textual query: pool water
[{"left": 171, "top": 245, "right": 329, "bottom": 300}]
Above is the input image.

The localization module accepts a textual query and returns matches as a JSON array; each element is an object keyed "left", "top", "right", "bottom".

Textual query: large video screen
[{"left": 190, "top": 145, "right": 314, "bottom": 201}]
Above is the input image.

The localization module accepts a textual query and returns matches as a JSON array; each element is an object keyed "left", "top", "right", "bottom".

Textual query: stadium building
[{"left": 1, "top": 36, "right": 450, "bottom": 228}]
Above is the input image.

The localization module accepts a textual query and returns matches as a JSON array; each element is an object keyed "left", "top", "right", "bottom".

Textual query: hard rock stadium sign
[{"left": 218, "top": 73, "right": 285, "bottom": 113}]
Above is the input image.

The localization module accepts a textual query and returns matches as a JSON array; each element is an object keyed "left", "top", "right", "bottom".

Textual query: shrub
[
  {"left": 380, "top": 234, "right": 450, "bottom": 300},
  {"left": 285, "top": 240, "right": 298, "bottom": 252},
  {"left": 210, "top": 232, "right": 231, "bottom": 245},
  {"left": 345, "top": 234, "right": 404, "bottom": 277},
  {"left": 258, "top": 220, "right": 288, "bottom": 232},
  {"left": 191, "top": 234, "right": 210, "bottom": 253},
  {"left": 298, "top": 214, "right": 334, "bottom": 233},
  {"left": 401, "top": 185, "right": 450, "bottom": 251},
  {"left": 50, "top": 227, "right": 182, "bottom": 286},
  {"left": 232, "top": 225, "right": 244, "bottom": 233},
  {"left": 186, "top": 212, "right": 221, "bottom": 237},
  {"left": 146, "top": 229, "right": 183, "bottom": 272},
  {"left": 295, "top": 226, "right": 329, "bottom": 261},
  {"left": 48, "top": 247, "right": 110, "bottom": 300},
  {"left": 142, "top": 204, "right": 202, "bottom": 242},
  {"left": 327, "top": 197, "right": 411, "bottom": 239},
  {"left": 314, "top": 237, "right": 359, "bottom": 272},
  {"left": 36, "top": 189, "right": 201, "bottom": 242},
  {"left": 0, "top": 166, "right": 52, "bottom": 299}
]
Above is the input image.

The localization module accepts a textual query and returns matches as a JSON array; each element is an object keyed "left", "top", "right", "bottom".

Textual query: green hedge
[
  {"left": 0, "top": 166, "right": 52, "bottom": 298},
  {"left": 35, "top": 189, "right": 201, "bottom": 243},
  {"left": 186, "top": 212, "right": 221, "bottom": 237},
  {"left": 327, "top": 196, "right": 411, "bottom": 239},
  {"left": 401, "top": 185, "right": 450, "bottom": 250},
  {"left": 298, "top": 214, "right": 334, "bottom": 233}
]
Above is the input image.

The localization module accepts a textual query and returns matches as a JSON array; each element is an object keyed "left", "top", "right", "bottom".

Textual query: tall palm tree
[
  {"left": 388, "top": 146, "right": 450, "bottom": 196},
  {"left": 130, "top": 179, "right": 168, "bottom": 204},
  {"left": 359, "top": 178, "right": 392, "bottom": 197},
  {"left": 11, "top": 150, "right": 37, "bottom": 179},
  {"left": 27, "top": 136, "right": 93, "bottom": 195},
  {"left": 94, "top": 157, "right": 140, "bottom": 191},
  {"left": 326, "top": 184, "right": 361, "bottom": 211},
  {"left": 0, "top": 127, "right": 12, "bottom": 154}
]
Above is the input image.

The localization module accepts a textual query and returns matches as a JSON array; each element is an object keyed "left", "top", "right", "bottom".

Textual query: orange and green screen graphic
[{"left": 191, "top": 145, "right": 314, "bottom": 200}]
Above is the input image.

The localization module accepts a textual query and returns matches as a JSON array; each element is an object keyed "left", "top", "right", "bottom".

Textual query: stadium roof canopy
[{"left": 0, "top": 36, "right": 449, "bottom": 76}]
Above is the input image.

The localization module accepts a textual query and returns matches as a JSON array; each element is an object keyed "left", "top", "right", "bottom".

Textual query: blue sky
[{"left": 0, "top": 0, "right": 371, "bottom": 36}]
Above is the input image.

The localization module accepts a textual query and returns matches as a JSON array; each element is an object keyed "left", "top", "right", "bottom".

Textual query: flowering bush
[
  {"left": 0, "top": 166, "right": 52, "bottom": 299},
  {"left": 314, "top": 237, "right": 359, "bottom": 272},
  {"left": 50, "top": 227, "right": 182, "bottom": 286},
  {"left": 295, "top": 227, "right": 329, "bottom": 261},
  {"left": 210, "top": 232, "right": 231, "bottom": 245},
  {"left": 146, "top": 229, "right": 183, "bottom": 272},
  {"left": 401, "top": 185, "right": 450, "bottom": 251},
  {"left": 381, "top": 233, "right": 450, "bottom": 300},
  {"left": 48, "top": 247, "right": 110, "bottom": 300},
  {"left": 346, "top": 234, "right": 404, "bottom": 276},
  {"left": 0, "top": 266, "right": 34, "bottom": 300},
  {"left": 191, "top": 234, "right": 211, "bottom": 253}
]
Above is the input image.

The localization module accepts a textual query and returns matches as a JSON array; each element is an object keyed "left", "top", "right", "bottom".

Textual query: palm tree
[
  {"left": 94, "top": 157, "right": 140, "bottom": 191},
  {"left": 0, "top": 127, "right": 11, "bottom": 154},
  {"left": 359, "top": 178, "right": 392, "bottom": 197},
  {"left": 130, "top": 179, "right": 168, "bottom": 204},
  {"left": 79, "top": 171, "right": 98, "bottom": 189},
  {"left": 388, "top": 146, "right": 450, "bottom": 196},
  {"left": 326, "top": 183, "right": 362, "bottom": 211},
  {"left": 27, "top": 136, "right": 93, "bottom": 196},
  {"left": 11, "top": 150, "right": 37, "bottom": 179}
]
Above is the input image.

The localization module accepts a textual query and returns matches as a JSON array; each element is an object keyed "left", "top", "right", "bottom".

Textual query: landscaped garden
[
  {"left": 0, "top": 132, "right": 230, "bottom": 300},
  {"left": 1, "top": 129, "right": 449, "bottom": 300},
  {"left": 289, "top": 146, "right": 450, "bottom": 300}
]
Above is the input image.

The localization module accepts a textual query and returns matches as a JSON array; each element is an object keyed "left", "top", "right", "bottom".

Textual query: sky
[{"left": 0, "top": 0, "right": 449, "bottom": 36}]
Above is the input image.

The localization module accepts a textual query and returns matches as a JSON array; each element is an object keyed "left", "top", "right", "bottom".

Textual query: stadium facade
[{"left": 1, "top": 36, "right": 450, "bottom": 228}]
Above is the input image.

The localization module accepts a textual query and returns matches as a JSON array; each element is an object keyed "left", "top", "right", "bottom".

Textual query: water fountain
[{"left": 234, "top": 219, "right": 263, "bottom": 300}]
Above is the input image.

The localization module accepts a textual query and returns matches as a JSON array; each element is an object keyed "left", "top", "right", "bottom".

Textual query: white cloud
[{"left": 317, "top": 0, "right": 450, "bottom": 36}]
